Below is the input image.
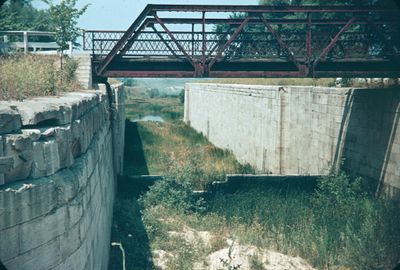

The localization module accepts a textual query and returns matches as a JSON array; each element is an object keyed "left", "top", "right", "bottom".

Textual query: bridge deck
[{"left": 84, "top": 4, "right": 400, "bottom": 78}]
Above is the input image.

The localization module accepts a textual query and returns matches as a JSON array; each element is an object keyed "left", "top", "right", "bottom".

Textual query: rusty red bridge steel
[{"left": 83, "top": 4, "right": 400, "bottom": 79}]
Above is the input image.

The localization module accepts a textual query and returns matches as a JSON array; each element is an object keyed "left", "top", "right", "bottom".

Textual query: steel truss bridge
[{"left": 83, "top": 4, "right": 400, "bottom": 78}]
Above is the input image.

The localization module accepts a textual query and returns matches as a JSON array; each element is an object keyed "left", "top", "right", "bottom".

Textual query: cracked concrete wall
[
  {"left": 0, "top": 83, "right": 125, "bottom": 270},
  {"left": 185, "top": 83, "right": 400, "bottom": 198}
]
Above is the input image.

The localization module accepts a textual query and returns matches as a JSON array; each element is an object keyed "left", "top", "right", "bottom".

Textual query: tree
[
  {"left": 0, "top": 0, "right": 53, "bottom": 31},
  {"left": 42, "top": 0, "right": 89, "bottom": 69}
]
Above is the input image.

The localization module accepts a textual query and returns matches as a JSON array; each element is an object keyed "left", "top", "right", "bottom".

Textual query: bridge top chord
[{"left": 83, "top": 4, "right": 400, "bottom": 78}]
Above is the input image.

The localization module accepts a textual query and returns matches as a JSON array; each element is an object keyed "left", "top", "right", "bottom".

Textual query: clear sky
[{"left": 32, "top": 0, "right": 259, "bottom": 30}]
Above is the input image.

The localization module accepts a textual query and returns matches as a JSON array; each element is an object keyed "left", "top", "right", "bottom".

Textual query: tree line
[{"left": 0, "top": 0, "right": 53, "bottom": 31}]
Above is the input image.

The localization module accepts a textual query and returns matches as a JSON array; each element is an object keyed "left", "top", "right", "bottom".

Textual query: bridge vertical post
[
  {"left": 92, "top": 31, "right": 95, "bottom": 56},
  {"left": 202, "top": 11, "right": 206, "bottom": 65},
  {"left": 306, "top": 13, "right": 312, "bottom": 75},
  {"left": 192, "top": 23, "right": 195, "bottom": 57},
  {"left": 23, "top": 31, "right": 28, "bottom": 54}
]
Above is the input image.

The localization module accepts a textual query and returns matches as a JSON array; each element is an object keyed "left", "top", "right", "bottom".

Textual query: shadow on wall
[
  {"left": 108, "top": 175, "right": 155, "bottom": 270},
  {"left": 124, "top": 120, "right": 149, "bottom": 176},
  {"left": 334, "top": 88, "right": 400, "bottom": 193},
  {"left": 108, "top": 120, "right": 156, "bottom": 269},
  {"left": 0, "top": 260, "right": 7, "bottom": 270}
]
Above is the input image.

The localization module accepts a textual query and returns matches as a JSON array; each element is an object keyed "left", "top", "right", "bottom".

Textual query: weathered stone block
[
  {"left": 53, "top": 170, "right": 79, "bottom": 204},
  {"left": 4, "top": 237, "right": 61, "bottom": 270},
  {"left": 32, "top": 140, "right": 60, "bottom": 178},
  {"left": 0, "top": 106, "right": 21, "bottom": 135},
  {"left": 3, "top": 134, "right": 33, "bottom": 183},
  {"left": 10, "top": 101, "right": 59, "bottom": 126},
  {"left": 19, "top": 207, "right": 66, "bottom": 254},
  {"left": 54, "top": 126, "right": 74, "bottom": 169},
  {"left": 67, "top": 196, "right": 84, "bottom": 229},
  {"left": 0, "top": 157, "right": 14, "bottom": 174},
  {"left": 56, "top": 242, "right": 87, "bottom": 270},
  {"left": 60, "top": 222, "right": 81, "bottom": 261},
  {"left": 0, "top": 224, "right": 19, "bottom": 262}
]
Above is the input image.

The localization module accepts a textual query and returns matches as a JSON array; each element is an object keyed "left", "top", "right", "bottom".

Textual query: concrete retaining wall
[
  {"left": 184, "top": 83, "right": 400, "bottom": 197},
  {"left": 0, "top": 83, "right": 125, "bottom": 270}
]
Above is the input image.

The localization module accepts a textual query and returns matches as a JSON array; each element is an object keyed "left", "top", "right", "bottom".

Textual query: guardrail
[{"left": 0, "top": 31, "right": 72, "bottom": 55}]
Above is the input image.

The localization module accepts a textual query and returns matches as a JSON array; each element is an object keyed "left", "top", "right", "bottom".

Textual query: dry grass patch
[{"left": 0, "top": 54, "right": 78, "bottom": 100}]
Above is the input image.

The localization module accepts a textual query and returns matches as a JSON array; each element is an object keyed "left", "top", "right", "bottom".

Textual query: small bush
[
  {"left": 312, "top": 170, "right": 365, "bottom": 226},
  {"left": 0, "top": 55, "right": 78, "bottom": 100},
  {"left": 249, "top": 254, "right": 265, "bottom": 270},
  {"left": 139, "top": 176, "right": 202, "bottom": 213}
]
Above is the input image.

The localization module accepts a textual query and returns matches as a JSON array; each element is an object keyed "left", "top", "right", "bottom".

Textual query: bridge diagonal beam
[
  {"left": 119, "top": 20, "right": 150, "bottom": 55},
  {"left": 306, "top": 13, "right": 312, "bottom": 65},
  {"left": 313, "top": 17, "right": 356, "bottom": 70},
  {"left": 154, "top": 14, "right": 197, "bottom": 69},
  {"left": 259, "top": 15, "right": 302, "bottom": 71},
  {"left": 96, "top": 5, "right": 152, "bottom": 75},
  {"left": 208, "top": 17, "right": 251, "bottom": 71},
  {"left": 150, "top": 25, "right": 179, "bottom": 58},
  {"left": 207, "top": 41, "right": 224, "bottom": 59},
  {"left": 206, "top": 31, "right": 230, "bottom": 60}
]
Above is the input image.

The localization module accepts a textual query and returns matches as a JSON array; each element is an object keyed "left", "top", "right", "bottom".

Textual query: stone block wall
[
  {"left": 184, "top": 83, "right": 400, "bottom": 197},
  {"left": 0, "top": 83, "right": 125, "bottom": 270}
]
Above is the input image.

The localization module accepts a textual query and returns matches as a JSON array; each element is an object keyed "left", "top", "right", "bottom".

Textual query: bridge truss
[{"left": 83, "top": 5, "right": 400, "bottom": 78}]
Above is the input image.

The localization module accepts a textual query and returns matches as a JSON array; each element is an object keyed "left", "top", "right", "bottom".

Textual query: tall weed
[{"left": 0, "top": 55, "right": 78, "bottom": 100}]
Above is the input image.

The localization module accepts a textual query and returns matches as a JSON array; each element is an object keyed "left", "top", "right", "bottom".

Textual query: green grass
[
  {"left": 0, "top": 54, "right": 78, "bottom": 100},
  {"left": 125, "top": 120, "right": 254, "bottom": 189}
]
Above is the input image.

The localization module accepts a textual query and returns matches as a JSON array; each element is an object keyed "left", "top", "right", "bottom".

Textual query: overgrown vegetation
[
  {"left": 138, "top": 168, "right": 400, "bottom": 269},
  {"left": 0, "top": 54, "right": 78, "bottom": 100},
  {"left": 112, "top": 80, "right": 400, "bottom": 270}
]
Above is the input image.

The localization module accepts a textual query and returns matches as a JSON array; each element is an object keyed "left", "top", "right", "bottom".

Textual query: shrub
[
  {"left": 139, "top": 176, "right": 202, "bottom": 213},
  {"left": 312, "top": 171, "right": 364, "bottom": 216},
  {"left": 249, "top": 254, "right": 265, "bottom": 270},
  {"left": 0, "top": 55, "right": 78, "bottom": 100}
]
